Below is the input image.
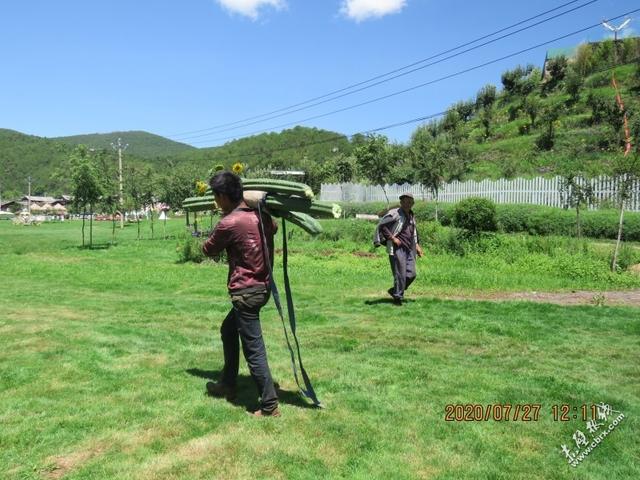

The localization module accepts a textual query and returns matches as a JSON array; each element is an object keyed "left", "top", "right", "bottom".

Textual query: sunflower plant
[
  {"left": 195, "top": 180, "right": 207, "bottom": 196},
  {"left": 232, "top": 162, "right": 244, "bottom": 175}
]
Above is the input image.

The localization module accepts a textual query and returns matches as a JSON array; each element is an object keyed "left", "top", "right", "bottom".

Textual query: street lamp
[{"left": 602, "top": 18, "right": 632, "bottom": 63}]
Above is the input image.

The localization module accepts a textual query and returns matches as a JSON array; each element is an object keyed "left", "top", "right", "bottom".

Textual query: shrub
[
  {"left": 453, "top": 197, "right": 498, "bottom": 233},
  {"left": 335, "top": 201, "right": 640, "bottom": 241},
  {"left": 176, "top": 234, "right": 206, "bottom": 263},
  {"left": 610, "top": 243, "right": 640, "bottom": 272}
]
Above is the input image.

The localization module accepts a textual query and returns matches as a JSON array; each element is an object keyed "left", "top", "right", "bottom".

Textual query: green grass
[{"left": 1, "top": 220, "right": 639, "bottom": 479}]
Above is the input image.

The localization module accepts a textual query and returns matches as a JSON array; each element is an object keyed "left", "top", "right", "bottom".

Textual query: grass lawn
[{"left": 1, "top": 219, "right": 639, "bottom": 479}]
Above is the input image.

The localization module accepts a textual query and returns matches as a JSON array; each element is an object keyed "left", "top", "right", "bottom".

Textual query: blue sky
[{"left": 0, "top": 0, "right": 637, "bottom": 148}]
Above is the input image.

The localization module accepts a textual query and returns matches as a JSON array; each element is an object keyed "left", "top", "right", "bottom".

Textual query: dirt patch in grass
[
  {"left": 43, "top": 444, "right": 106, "bottom": 479},
  {"left": 436, "top": 290, "right": 640, "bottom": 307},
  {"left": 352, "top": 251, "right": 377, "bottom": 258}
]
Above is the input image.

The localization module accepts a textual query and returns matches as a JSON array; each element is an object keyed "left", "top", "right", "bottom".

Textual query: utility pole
[{"left": 111, "top": 138, "right": 129, "bottom": 229}]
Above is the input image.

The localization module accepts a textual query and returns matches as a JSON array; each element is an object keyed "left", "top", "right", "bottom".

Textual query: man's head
[
  {"left": 209, "top": 171, "right": 243, "bottom": 213},
  {"left": 399, "top": 193, "right": 414, "bottom": 213}
]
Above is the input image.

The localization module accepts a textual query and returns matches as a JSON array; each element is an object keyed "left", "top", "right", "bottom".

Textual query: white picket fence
[{"left": 320, "top": 176, "right": 640, "bottom": 211}]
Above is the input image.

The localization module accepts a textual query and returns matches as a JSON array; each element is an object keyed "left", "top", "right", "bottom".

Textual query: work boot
[
  {"left": 206, "top": 381, "right": 237, "bottom": 401},
  {"left": 248, "top": 407, "right": 281, "bottom": 418}
]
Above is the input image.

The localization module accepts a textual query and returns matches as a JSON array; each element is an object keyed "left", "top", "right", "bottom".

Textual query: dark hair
[{"left": 208, "top": 171, "right": 243, "bottom": 203}]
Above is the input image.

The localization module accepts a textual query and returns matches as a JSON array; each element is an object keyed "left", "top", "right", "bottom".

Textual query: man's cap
[{"left": 399, "top": 192, "right": 414, "bottom": 200}]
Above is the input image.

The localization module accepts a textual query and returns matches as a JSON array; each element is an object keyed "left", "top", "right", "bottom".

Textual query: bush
[
  {"left": 584, "top": 71, "right": 611, "bottom": 88},
  {"left": 176, "top": 234, "right": 206, "bottom": 263},
  {"left": 535, "top": 130, "right": 555, "bottom": 150},
  {"left": 610, "top": 243, "right": 640, "bottom": 272},
  {"left": 335, "top": 201, "right": 640, "bottom": 241},
  {"left": 453, "top": 197, "right": 498, "bottom": 233}
]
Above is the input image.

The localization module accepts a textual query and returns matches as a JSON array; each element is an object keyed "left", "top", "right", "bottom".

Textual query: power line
[
  {"left": 187, "top": 7, "right": 640, "bottom": 146},
  {"left": 189, "top": 56, "right": 639, "bottom": 164},
  {"left": 169, "top": 0, "right": 600, "bottom": 140}
]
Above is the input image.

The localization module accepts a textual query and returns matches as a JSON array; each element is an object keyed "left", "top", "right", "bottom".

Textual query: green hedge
[{"left": 336, "top": 201, "right": 640, "bottom": 241}]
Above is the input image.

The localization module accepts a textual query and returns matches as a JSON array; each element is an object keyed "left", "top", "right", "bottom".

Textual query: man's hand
[
  {"left": 416, "top": 244, "right": 424, "bottom": 257},
  {"left": 392, "top": 237, "right": 401, "bottom": 247}
]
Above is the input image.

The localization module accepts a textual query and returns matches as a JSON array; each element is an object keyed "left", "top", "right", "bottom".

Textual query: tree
[
  {"left": 70, "top": 145, "right": 102, "bottom": 247},
  {"left": 501, "top": 64, "right": 534, "bottom": 97},
  {"left": 536, "top": 102, "right": 562, "bottom": 150},
  {"left": 334, "top": 155, "right": 355, "bottom": 184},
  {"left": 574, "top": 43, "right": 595, "bottom": 76},
  {"left": 453, "top": 100, "right": 475, "bottom": 122},
  {"left": 564, "top": 67, "right": 583, "bottom": 104},
  {"left": 140, "top": 167, "right": 157, "bottom": 239},
  {"left": 410, "top": 128, "right": 459, "bottom": 220},
  {"left": 479, "top": 106, "right": 494, "bottom": 141},
  {"left": 475, "top": 84, "right": 497, "bottom": 110},
  {"left": 631, "top": 62, "right": 640, "bottom": 92},
  {"left": 522, "top": 95, "right": 541, "bottom": 128},
  {"left": 542, "top": 55, "right": 567, "bottom": 93},
  {"left": 95, "top": 148, "right": 119, "bottom": 244},
  {"left": 158, "top": 164, "right": 201, "bottom": 212},
  {"left": 558, "top": 171, "right": 594, "bottom": 238},
  {"left": 611, "top": 112, "right": 640, "bottom": 271},
  {"left": 442, "top": 108, "right": 461, "bottom": 135},
  {"left": 387, "top": 144, "right": 414, "bottom": 185},
  {"left": 353, "top": 135, "right": 392, "bottom": 204},
  {"left": 125, "top": 165, "right": 144, "bottom": 240}
]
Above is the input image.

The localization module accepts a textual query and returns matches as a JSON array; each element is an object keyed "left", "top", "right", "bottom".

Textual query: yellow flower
[
  {"left": 195, "top": 180, "right": 207, "bottom": 196},
  {"left": 232, "top": 162, "right": 244, "bottom": 175}
]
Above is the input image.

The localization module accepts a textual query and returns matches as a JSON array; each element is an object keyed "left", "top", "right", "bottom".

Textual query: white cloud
[
  {"left": 216, "top": 0, "right": 286, "bottom": 20},
  {"left": 340, "top": 0, "right": 407, "bottom": 22}
]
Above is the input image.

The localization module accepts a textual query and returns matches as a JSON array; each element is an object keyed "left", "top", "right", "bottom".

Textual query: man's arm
[{"left": 202, "top": 221, "right": 231, "bottom": 257}]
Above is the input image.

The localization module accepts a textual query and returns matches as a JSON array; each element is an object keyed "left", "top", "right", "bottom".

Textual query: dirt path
[{"left": 437, "top": 290, "right": 640, "bottom": 307}]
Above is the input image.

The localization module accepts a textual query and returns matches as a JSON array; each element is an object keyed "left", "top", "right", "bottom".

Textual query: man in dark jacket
[
  {"left": 380, "top": 193, "right": 424, "bottom": 304},
  {"left": 202, "top": 171, "right": 280, "bottom": 417}
]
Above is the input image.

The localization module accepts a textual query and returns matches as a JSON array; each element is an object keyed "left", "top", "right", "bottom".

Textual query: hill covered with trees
[
  {"left": 1, "top": 38, "right": 639, "bottom": 201},
  {"left": 54, "top": 131, "right": 195, "bottom": 158}
]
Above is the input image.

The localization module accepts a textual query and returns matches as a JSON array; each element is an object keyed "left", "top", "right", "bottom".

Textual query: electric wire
[
  {"left": 168, "top": 0, "right": 600, "bottom": 140},
  {"left": 186, "top": 8, "right": 639, "bottom": 146},
  {"left": 188, "top": 57, "right": 639, "bottom": 164}
]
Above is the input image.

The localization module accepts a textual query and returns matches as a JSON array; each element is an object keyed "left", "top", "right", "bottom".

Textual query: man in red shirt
[{"left": 202, "top": 172, "right": 280, "bottom": 417}]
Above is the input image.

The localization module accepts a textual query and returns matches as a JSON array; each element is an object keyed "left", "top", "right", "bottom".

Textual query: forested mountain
[
  {"left": 54, "top": 131, "right": 195, "bottom": 158},
  {"left": 1, "top": 37, "right": 639, "bottom": 200}
]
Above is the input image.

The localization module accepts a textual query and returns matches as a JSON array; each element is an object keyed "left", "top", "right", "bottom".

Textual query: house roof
[{"left": 21, "top": 195, "right": 59, "bottom": 203}]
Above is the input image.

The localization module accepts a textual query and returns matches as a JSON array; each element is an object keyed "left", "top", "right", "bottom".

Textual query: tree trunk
[
  {"left": 163, "top": 215, "right": 167, "bottom": 239},
  {"left": 137, "top": 212, "right": 141, "bottom": 240},
  {"left": 149, "top": 206, "right": 154, "bottom": 239},
  {"left": 111, "top": 209, "right": 116, "bottom": 245},
  {"left": 612, "top": 202, "right": 625, "bottom": 272},
  {"left": 81, "top": 206, "right": 86, "bottom": 247},
  {"left": 435, "top": 189, "right": 439, "bottom": 222},
  {"left": 89, "top": 204, "right": 93, "bottom": 247},
  {"left": 381, "top": 185, "right": 389, "bottom": 205}
]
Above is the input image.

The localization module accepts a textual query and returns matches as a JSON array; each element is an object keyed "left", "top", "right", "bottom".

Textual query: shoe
[
  {"left": 248, "top": 407, "right": 281, "bottom": 418},
  {"left": 387, "top": 288, "right": 395, "bottom": 298},
  {"left": 393, "top": 297, "right": 403, "bottom": 306},
  {"left": 206, "top": 381, "right": 237, "bottom": 401}
]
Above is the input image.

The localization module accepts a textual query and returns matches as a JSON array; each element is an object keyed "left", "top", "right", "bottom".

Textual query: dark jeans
[
  {"left": 220, "top": 288, "right": 278, "bottom": 412},
  {"left": 389, "top": 247, "right": 416, "bottom": 299}
]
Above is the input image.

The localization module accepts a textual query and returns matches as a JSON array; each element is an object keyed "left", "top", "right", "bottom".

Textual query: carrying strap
[{"left": 256, "top": 203, "right": 322, "bottom": 408}]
